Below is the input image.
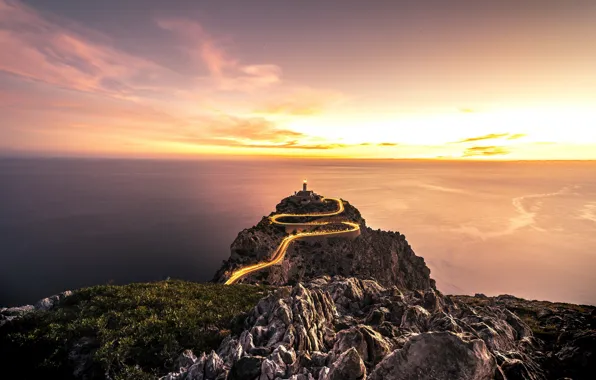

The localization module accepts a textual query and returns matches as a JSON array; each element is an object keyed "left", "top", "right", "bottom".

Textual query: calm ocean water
[{"left": 1, "top": 158, "right": 595, "bottom": 306}]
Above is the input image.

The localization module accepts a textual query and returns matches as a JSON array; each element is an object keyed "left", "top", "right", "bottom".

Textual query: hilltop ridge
[{"left": 214, "top": 196, "right": 434, "bottom": 291}]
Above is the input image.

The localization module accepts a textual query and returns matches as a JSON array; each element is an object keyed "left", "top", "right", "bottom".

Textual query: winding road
[{"left": 224, "top": 198, "right": 361, "bottom": 285}]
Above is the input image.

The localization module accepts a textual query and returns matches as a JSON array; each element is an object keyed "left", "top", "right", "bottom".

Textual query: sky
[{"left": 1, "top": 0, "right": 596, "bottom": 159}]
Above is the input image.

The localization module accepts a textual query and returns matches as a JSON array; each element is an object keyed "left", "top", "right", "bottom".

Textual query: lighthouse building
[{"left": 291, "top": 180, "right": 323, "bottom": 205}]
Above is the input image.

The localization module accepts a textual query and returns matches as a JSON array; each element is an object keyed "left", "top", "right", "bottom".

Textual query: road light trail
[{"left": 224, "top": 198, "right": 360, "bottom": 285}]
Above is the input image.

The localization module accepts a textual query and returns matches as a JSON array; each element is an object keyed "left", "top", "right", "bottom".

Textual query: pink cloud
[
  {"left": 0, "top": 0, "right": 180, "bottom": 98},
  {"left": 156, "top": 17, "right": 237, "bottom": 78},
  {"left": 156, "top": 17, "right": 281, "bottom": 91},
  {"left": 201, "top": 40, "right": 237, "bottom": 77}
]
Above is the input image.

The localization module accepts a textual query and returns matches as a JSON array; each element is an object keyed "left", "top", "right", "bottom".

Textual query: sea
[{"left": 1, "top": 157, "right": 595, "bottom": 306}]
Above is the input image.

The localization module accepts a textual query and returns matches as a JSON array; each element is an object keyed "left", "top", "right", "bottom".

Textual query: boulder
[
  {"left": 326, "top": 348, "right": 366, "bottom": 380},
  {"left": 368, "top": 332, "right": 496, "bottom": 380},
  {"left": 228, "top": 356, "right": 263, "bottom": 380}
]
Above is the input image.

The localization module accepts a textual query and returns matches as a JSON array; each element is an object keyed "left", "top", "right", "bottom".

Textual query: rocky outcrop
[
  {"left": 35, "top": 290, "right": 73, "bottom": 311},
  {"left": 0, "top": 290, "right": 72, "bottom": 327},
  {"left": 214, "top": 198, "right": 434, "bottom": 291},
  {"left": 162, "top": 276, "right": 595, "bottom": 380}
]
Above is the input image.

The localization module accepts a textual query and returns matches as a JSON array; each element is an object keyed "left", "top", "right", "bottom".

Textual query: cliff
[{"left": 213, "top": 197, "right": 434, "bottom": 291}]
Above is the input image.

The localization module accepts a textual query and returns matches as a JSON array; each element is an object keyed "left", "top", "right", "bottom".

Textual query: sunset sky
[{"left": 1, "top": 0, "right": 595, "bottom": 159}]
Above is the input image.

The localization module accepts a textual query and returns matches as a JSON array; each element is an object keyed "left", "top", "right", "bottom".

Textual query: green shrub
[{"left": 0, "top": 280, "right": 268, "bottom": 379}]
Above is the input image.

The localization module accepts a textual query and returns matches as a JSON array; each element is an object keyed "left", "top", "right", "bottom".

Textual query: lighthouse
[{"left": 291, "top": 179, "right": 323, "bottom": 205}]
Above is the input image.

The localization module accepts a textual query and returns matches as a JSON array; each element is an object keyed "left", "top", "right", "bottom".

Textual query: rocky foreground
[{"left": 162, "top": 276, "right": 595, "bottom": 380}]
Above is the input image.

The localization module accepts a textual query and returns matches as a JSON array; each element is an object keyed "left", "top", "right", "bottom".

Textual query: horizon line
[{"left": 1, "top": 152, "right": 595, "bottom": 163}]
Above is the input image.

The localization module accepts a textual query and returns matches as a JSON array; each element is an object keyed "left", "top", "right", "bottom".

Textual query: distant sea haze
[{"left": 1, "top": 158, "right": 595, "bottom": 306}]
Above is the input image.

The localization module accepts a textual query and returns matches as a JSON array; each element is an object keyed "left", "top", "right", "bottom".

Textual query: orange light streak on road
[{"left": 224, "top": 198, "right": 360, "bottom": 285}]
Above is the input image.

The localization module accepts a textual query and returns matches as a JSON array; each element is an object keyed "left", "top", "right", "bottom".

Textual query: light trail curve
[{"left": 224, "top": 198, "right": 360, "bottom": 285}]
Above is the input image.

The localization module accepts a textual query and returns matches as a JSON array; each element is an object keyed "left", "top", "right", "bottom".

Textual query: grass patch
[{"left": 0, "top": 280, "right": 268, "bottom": 380}]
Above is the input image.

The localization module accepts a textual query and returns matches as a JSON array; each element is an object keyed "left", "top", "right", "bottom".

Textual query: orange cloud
[
  {"left": 507, "top": 133, "right": 526, "bottom": 140},
  {"left": 172, "top": 114, "right": 356, "bottom": 150},
  {"left": 256, "top": 99, "right": 324, "bottom": 116},
  {"left": 455, "top": 133, "right": 510, "bottom": 143},
  {"left": 452, "top": 133, "right": 526, "bottom": 144},
  {"left": 463, "top": 146, "right": 510, "bottom": 157},
  {"left": 228, "top": 141, "right": 348, "bottom": 150},
  {"left": 210, "top": 116, "right": 303, "bottom": 142},
  {"left": 255, "top": 88, "right": 344, "bottom": 116}
]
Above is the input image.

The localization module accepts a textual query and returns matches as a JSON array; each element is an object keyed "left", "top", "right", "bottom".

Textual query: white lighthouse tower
[{"left": 291, "top": 179, "right": 323, "bottom": 205}]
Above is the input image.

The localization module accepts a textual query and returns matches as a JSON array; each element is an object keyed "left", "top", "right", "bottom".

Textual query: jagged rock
[
  {"left": 204, "top": 351, "right": 225, "bottom": 380},
  {"left": 553, "top": 330, "right": 596, "bottom": 379},
  {"left": 0, "top": 305, "right": 35, "bottom": 327},
  {"left": 275, "top": 345, "right": 296, "bottom": 365},
  {"left": 429, "top": 312, "right": 464, "bottom": 333},
  {"left": 0, "top": 305, "right": 35, "bottom": 315},
  {"left": 35, "top": 290, "right": 73, "bottom": 311},
  {"left": 400, "top": 305, "right": 431, "bottom": 331},
  {"left": 259, "top": 358, "right": 284, "bottom": 380},
  {"left": 217, "top": 337, "right": 243, "bottom": 367},
  {"left": 228, "top": 356, "right": 263, "bottom": 380},
  {"left": 359, "top": 326, "right": 393, "bottom": 366},
  {"left": 177, "top": 349, "right": 198, "bottom": 369},
  {"left": 189, "top": 353, "right": 208, "bottom": 379},
  {"left": 326, "top": 347, "right": 366, "bottom": 380},
  {"left": 310, "top": 351, "right": 328, "bottom": 367},
  {"left": 368, "top": 332, "right": 496, "bottom": 380},
  {"left": 503, "top": 309, "right": 533, "bottom": 340},
  {"left": 330, "top": 325, "right": 392, "bottom": 367},
  {"left": 365, "top": 307, "right": 389, "bottom": 325},
  {"left": 159, "top": 276, "right": 591, "bottom": 380},
  {"left": 500, "top": 358, "right": 539, "bottom": 380}
]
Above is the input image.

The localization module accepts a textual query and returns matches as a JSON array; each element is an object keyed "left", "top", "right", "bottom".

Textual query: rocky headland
[
  {"left": 213, "top": 197, "right": 433, "bottom": 291},
  {"left": 1, "top": 196, "right": 594, "bottom": 379}
]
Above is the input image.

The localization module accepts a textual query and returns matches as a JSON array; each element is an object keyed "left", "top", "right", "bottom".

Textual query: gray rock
[
  {"left": 159, "top": 276, "right": 588, "bottom": 380},
  {"left": 400, "top": 305, "right": 431, "bottom": 331},
  {"left": 35, "top": 290, "right": 73, "bottom": 311},
  {"left": 500, "top": 358, "right": 539, "bottom": 380},
  {"left": 228, "top": 356, "right": 263, "bottom": 380},
  {"left": 0, "top": 305, "right": 35, "bottom": 327},
  {"left": 176, "top": 349, "right": 197, "bottom": 369},
  {"left": 259, "top": 358, "right": 284, "bottom": 380},
  {"left": 326, "top": 347, "right": 366, "bottom": 380},
  {"left": 186, "top": 353, "right": 207, "bottom": 380},
  {"left": 204, "top": 351, "right": 225, "bottom": 380},
  {"left": 368, "top": 332, "right": 496, "bottom": 380}
]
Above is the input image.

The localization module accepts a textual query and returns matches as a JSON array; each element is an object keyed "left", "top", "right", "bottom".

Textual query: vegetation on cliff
[{"left": 0, "top": 280, "right": 268, "bottom": 379}]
